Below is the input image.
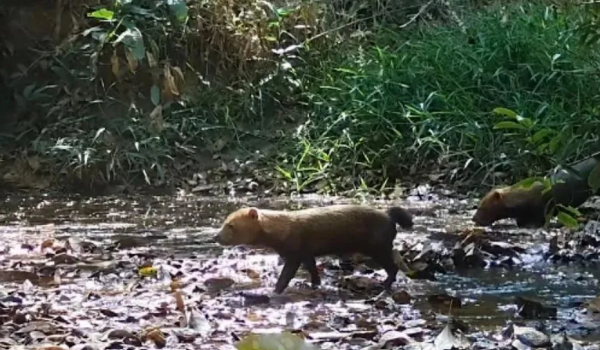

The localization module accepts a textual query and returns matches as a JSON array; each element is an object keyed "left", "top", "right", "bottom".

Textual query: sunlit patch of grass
[{"left": 274, "top": 2, "right": 600, "bottom": 194}]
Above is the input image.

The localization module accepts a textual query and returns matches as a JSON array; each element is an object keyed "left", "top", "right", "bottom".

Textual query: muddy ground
[{"left": 1, "top": 187, "right": 600, "bottom": 350}]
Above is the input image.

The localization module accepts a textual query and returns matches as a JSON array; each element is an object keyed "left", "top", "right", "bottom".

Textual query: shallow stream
[{"left": 0, "top": 190, "right": 599, "bottom": 349}]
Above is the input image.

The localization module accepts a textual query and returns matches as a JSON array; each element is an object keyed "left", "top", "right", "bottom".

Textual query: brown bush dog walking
[
  {"left": 214, "top": 205, "right": 414, "bottom": 294},
  {"left": 472, "top": 183, "right": 549, "bottom": 228},
  {"left": 472, "top": 154, "right": 600, "bottom": 228}
]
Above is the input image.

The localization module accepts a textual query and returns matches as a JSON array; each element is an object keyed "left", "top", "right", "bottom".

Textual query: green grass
[
  {"left": 2, "top": 1, "right": 600, "bottom": 194},
  {"left": 275, "top": 3, "right": 600, "bottom": 194}
]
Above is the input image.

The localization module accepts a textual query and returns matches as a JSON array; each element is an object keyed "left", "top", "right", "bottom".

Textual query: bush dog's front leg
[{"left": 274, "top": 258, "right": 302, "bottom": 294}]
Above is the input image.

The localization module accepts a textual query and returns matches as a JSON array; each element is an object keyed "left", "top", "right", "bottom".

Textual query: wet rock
[
  {"left": 579, "top": 234, "right": 600, "bottom": 248},
  {"left": 548, "top": 236, "right": 560, "bottom": 256},
  {"left": 0, "top": 338, "right": 17, "bottom": 349},
  {"left": 461, "top": 242, "right": 487, "bottom": 268},
  {"left": 66, "top": 237, "right": 100, "bottom": 254},
  {"left": 379, "top": 330, "right": 414, "bottom": 347},
  {"left": 391, "top": 290, "right": 412, "bottom": 304},
  {"left": 449, "top": 318, "right": 469, "bottom": 334},
  {"left": 71, "top": 345, "right": 102, "bottom": 350},
  {"left": 551, "top": 334, "right": 585, "bottom": 350},
  {"left": 428, "top": 293, "right": 462, "bottom": 313},
  {"left": 110, "top": 236, "right": 146, "bottom": 250},
  {"left": 102, "top": 329, "right": 141, "bottom": 346},
  {"left": 405, "top": 261, "right": 439, "bottom": 281},
  {"left": 52, "top": 253, "right": 79, "bottom": 265},
  {"left": 17, "top": 321, "right": 59, "bottom": 334},
  {"left": 511, "top": 324, "right": 551, "bottom": 348},
  {"left": 403, "top": 319, "right": 427, "bottom": 329},
  {"left": 403, "top": 327, "right": 425, "bottom": 339},
  {"left": 340, "top": 276, "right": 384, "bottom": 293},
  {"left": 481, "top": 241, "right": 524, "bottom": 257},
  {"left": 240, "top": 292, "right": 270, "bottom": 306},
  {"left": 99, "top": 308, "right": 120, "bottom": 318},
  {"left": 29, "top": 330, "right": 46, "bottom": 341},
  {"left": 204, "top": 277, "right": 235, "bottom": 292},
  {"left": 308, "top": 331, "right": 349, "bottom": 342},
  {"left": 515, "top": 296, "right": 557, "bottom": 319}
]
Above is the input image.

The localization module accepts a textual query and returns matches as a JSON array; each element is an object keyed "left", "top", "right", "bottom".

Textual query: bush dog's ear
[
  {"left": 492, "top": 191, "right": 503, "bottom": 200},
  {"left": 248, "top": 208, "right": 259, "bottom": 220}
]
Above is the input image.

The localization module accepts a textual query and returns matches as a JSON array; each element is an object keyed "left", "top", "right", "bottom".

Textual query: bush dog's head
[
  {"left": 214, "top": 207, "right": 262, "bottom": 246},
  {"left": 472, "top": 188, "right": 509, "bottom": 227}
]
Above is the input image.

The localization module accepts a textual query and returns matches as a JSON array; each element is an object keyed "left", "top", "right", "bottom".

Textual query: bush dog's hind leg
[
  {"left": 274, "top": 258, "right": 302, "bottom": 294},
  {"left": 366, "top": 247, "right": 398, "bottom": 291},
  {"left": 302, "top": 257, "right": 321, "bottom": 288}
]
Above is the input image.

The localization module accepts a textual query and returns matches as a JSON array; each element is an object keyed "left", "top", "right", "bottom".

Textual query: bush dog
[
  {"left": 473, "top": 154, "right": 600, "bottom": 227},
  {"left": 214, "top": 204, "right": 414, "bottom": 294}
]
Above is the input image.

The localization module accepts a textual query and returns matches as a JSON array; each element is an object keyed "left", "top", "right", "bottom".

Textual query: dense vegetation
[{"left": 1, "top": 0, "right": 600, "bottom": 195}]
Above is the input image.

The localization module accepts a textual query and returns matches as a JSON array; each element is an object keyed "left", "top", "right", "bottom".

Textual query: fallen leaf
[
  {"left": 139, "top": 266, "right": 158, "bottom": 277},
  {"left": 434, "top": 324, "right": 470, "bottom": 350},
  {"left": 235, "top": 331, "right": 322, "bottom": 350}
]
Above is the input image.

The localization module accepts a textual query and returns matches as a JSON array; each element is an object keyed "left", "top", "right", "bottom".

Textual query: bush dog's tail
[{"left": 386, "top": 206, "right": 414, "bottom": 228}]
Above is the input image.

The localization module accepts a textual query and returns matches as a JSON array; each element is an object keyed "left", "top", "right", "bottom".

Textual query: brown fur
[
  {"left": 473, "top": 155, "right": 600, "bottom": 228},
  {"left": 472, "top": 183, "right": 547, "bottom": 227},
  {"left": 214, "top": 204, "right": 413, "bottom": 294}
]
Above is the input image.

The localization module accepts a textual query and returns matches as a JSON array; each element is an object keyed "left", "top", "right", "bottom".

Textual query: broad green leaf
[
  {"left": 556, "top": 211, "right": 580, "bottom": 230},
  {"left": 167, "top": 0, "right": 189, "bottom": 23},
  {"left": 493, "top": 121, "right": 527, "bottom": 130},
  {"left": 543, "top": 177, "right": 552, "bottom": 186},
  {"left": 535, "top": 142, "right": 549, "bottom": 155},
  {"left": 113, "top": 27, "right": 146, "bottom": 61},
  {"left": 541, "top": 177, "right": 554, "bottom": 196},
  {"left": 512, "top": 176, "right": 544, "bottom": 190},
  {"left": 235, "top": 331, "right": 322, "bottom": 350},
  {"left": 150, "top": 85, "right": 161, "bottom": 106},
  {"left": 588, "top": 162, "right": 600, "bottom": 192},
  {"left": 492, "top": 107, "right": 518, "bottom": 119},
  {"left": 516, "top": 117, "right": 534, "bottom": 129},
  {"left": 277, "top": 7, "right": 295, "bottom": 18},
  {"left": 532, "top": 128, "right": 553, "bottom": 143},
  {"left": 557, "top": 204, "right": 582, "bottom": 217},
  {"left": 548, "top": 135, "right": 561, "bottom": 154},
  {"left": 87, "top": 8, "right": 115, "bottom": 20}
]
